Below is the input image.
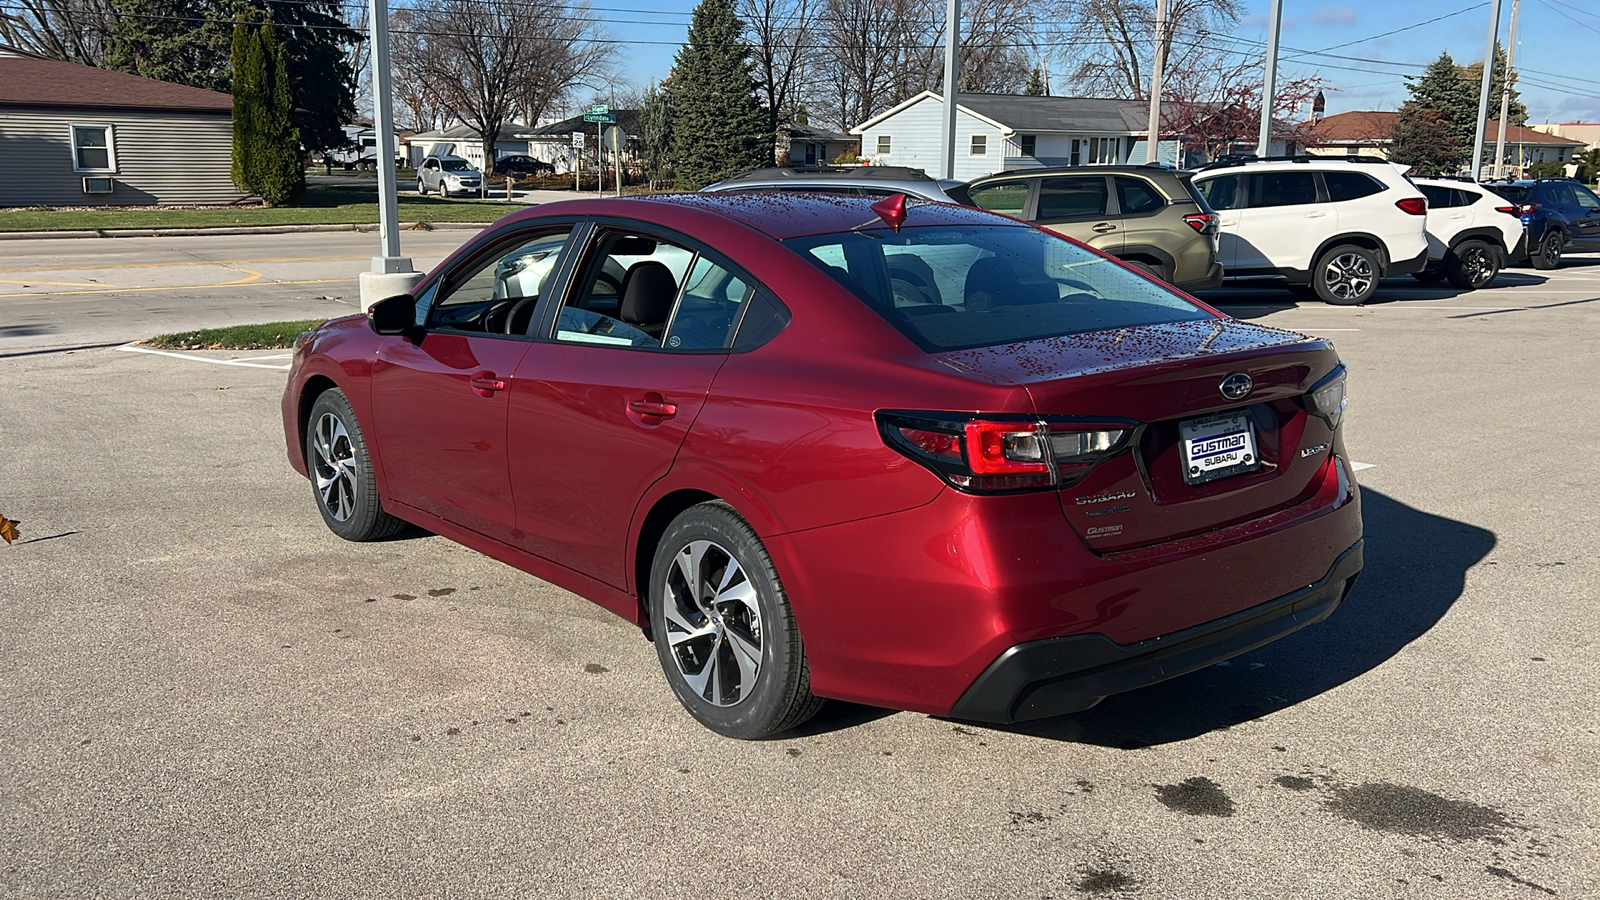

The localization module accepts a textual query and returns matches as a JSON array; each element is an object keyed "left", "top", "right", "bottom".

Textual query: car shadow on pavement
[
  {"left": 974, "top": 486, "right": 1494, "bottom": 748},
  {"left": 1198, "top": 273, "right": 1551, "bottom": 319}
]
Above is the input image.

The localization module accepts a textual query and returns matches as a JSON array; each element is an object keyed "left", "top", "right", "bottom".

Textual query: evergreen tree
[
  {"left": 1024, "top": 65, "right": 1047, "bottom": 96},
  {"left": 1403, "top": 52, "right": 1477, "bottom": 155},
  {"left": 1457, "top": 43, "right": 1527, "bottom": 127},
  {"left": 639, "top": 81, "right": 676, "bottom": 190},
  {"left": 1390, "top": 105, "right": 1461, "bottom": 176},
  {"left": 668, "top": 0, "right": 770, "bottom": 190},
  {"left": 229, "top": 19, "right": 257, "bottom": 191},
  {"left": 231, "top": 21, "right": 303, "bottom": 205},
  {"left": 105, "top": 0, "right": 234, "bottom": 92}
]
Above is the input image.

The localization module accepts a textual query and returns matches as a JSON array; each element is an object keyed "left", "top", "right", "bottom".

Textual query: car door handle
[
  {"left": 469, "top": 372, "right": 506, "bottom": 393},
  {"left": 1092, "top": 223, "right": 1117, "bottom": 233},
  {"left": 628, "top": 396, "right": 678, "bottom": 418},
  {"left": 1305, "top": 211, "right": 1327, "bottom": 218}
]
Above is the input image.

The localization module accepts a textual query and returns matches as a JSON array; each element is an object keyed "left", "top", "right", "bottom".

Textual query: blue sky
[{"left": 599, "top": 0, "right": 1600, "bottom": 124}]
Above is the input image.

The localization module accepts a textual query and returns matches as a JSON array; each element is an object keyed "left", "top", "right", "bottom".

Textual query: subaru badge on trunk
[{"left": 1219, "top": 372, "right": 1253, "bottom": 400}]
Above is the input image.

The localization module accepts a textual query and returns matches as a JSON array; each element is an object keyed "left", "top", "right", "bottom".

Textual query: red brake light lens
[
  {"left": 879, "top": 412, "right": 1136, "bottom": 494},
  {"left": 1182, "top": 212, "right": 1217, "bottom": 234},
  {"left": 1395, "top": 197, "right": 1427, "bottom": 216},
  {"left": 1494, "top": 205, "right": 1519, "bottom": 216}
]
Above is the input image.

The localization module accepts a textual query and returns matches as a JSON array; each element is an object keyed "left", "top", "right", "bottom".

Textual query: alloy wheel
[
  {"left": 1322, "top": 252, "right": 1374, "bottom": 301},
  {"left": 1543, "top": 234, "right": 1562, "bottom": 267},
  {"left": 661, "top": 539, "right": 764, "bottom": 707},
  {"left": 312, "top": 412, "right": 358, "bottom": 522},
  {"left": 1460, "top": 245, "right": 1495, "bottom": 286}
]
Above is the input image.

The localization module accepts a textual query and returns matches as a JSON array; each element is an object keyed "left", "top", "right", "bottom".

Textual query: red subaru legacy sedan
[{"left": 282, "top": 193, "right": 1361, "bottom": 738}]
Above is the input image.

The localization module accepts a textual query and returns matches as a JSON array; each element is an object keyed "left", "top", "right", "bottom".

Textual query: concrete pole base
[{"left": 359, "top": 268, "right": 424, "bottom": 312}]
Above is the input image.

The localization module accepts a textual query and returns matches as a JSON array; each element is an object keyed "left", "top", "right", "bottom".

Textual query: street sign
[
  {"left": 582, "top": 112, "right": 616, "bottom": 123},
  {"left": 572, "top": 131, "right": 585, "bottom": 146},
  {"left": 603, "top": 125, "right": 627, "bottom": 154},
  {"left": 589, "top": 103, "right": 609, "bottom": 116}
]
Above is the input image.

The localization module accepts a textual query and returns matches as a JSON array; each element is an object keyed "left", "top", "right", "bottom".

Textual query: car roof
[
  {"left": 972, "top": 163, "right": 1181, "bottom": 182},
  {"left": 496, "top": 192, "right": 1023, "bottom": 241}
]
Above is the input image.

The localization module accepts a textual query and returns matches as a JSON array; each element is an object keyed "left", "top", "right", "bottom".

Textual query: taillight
[
  {"left": 1519, "top": 203, "right": 1539, "bottom": 214},
  {"left": 1395, "top": 197, "right": 1427, "bottom": 216},
  {"left": 877, "top": 411, "right": 1137, "bottom": 493},
  {"left": 1182, "top": 212, "right": 1217, "bottom": 234},
  {"left": 1299, "top": 365, "right": 1348, "bottom": 430},
  {"left": 1494, "top": 205, "right": 1520, "bottom": 216}
]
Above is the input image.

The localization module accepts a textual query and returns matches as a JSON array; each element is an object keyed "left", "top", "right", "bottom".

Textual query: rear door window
[
  {"left": 1114, "top": 176, "right": 1164, "bottom": 214},
  {"left": 1036, "top": 176, "right": 1109, "bottom": 220},
  {"left": 1324, "top": 171, "right": 1385, "bottom": 202},
  {"left": 965, "top": 181, "right": 1029, "bottom": 216},
  {"left": 1574, "top": 185, "right": 1600, "bottom": 210},
  {"left": 1250, "top": 171, "right": 1320, "bottom": 207}
]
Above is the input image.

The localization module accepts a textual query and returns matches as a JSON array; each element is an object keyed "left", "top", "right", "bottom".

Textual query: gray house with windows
[
  {"left": 852, "top": 92, "right": 1188, "bottom": 182},
  {"left": 0, "top": 48, "right": 246, "bottom": 207}
]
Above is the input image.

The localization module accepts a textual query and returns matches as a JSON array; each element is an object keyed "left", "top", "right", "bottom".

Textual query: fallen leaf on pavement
[{"left": 0, "top": 514, "right": 20, "bottom": 544}]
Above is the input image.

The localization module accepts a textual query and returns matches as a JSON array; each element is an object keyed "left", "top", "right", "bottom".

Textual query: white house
[
  {"left": 403, "top": 122, "right": 532, "bottom": 168},
  {"left": 851, "top": 92, "right": 1181, "bottom": 182}
]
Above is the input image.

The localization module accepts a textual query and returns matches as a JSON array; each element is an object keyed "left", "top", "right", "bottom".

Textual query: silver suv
[{"left": 417, "top": 155, "right": 483, "bottom": 197}]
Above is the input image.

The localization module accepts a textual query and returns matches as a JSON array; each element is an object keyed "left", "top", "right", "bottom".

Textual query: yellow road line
[
  {"left": 0, "top": 275, "right": 352, "bottom": 299},
  {"left": 0, "top": 278, "right": 108, "bottom": 287},
  {"left": 0, "top": 255, "right": 371, "bottom": 274}
]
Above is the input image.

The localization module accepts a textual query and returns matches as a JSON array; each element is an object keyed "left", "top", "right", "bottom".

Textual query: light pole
[
  {"left": 940, "top": 0, "right": 959, "bottom": 179},
  {"left": 357, "top": 0, "right": 422, "bottom": 311},
  {"left": 1471, "top": 0, "right": 1505, "bottom": 180},
  {"left": 1258, "top": 0, "right": 1283, "bottom": 156},
  {"left": 1145, "top": 0, "right": 1168, "bottom": 164}
]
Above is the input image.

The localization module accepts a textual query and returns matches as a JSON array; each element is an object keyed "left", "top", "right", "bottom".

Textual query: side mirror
[{"left": 368, "top": 293, "right": 422, "bottom": 339}]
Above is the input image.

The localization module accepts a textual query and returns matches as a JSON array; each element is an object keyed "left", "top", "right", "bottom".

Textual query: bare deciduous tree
[
  {"left": 739, "top": 0, "right": 815, "bottom": 157},
  {"left": 394, "top": 0, "right": 612, "bottom": 172},
  {"left": 1051, "top": 0, "right": 1239, "bottom": 99},
  {"left": 0, "top": 0, "right": 115, "bottom": 63}
]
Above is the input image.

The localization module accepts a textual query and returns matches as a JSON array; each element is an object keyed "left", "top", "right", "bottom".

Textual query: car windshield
[
  {"left": 1488, "top": 185, "right": 1530, "bottom": 204},
  {"left": 784, "top": 225, "right": 1213, "bottom": 352},
  {"left": 443, "top": 160, "right": 475, "bottom": 172}
]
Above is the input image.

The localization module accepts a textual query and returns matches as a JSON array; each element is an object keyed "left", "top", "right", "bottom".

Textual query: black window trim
[{"left": 423, "top": 219, "right": 588, "bottom": 340}]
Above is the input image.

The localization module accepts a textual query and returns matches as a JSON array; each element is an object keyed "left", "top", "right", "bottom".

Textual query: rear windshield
[
  {"left": 1488, "top": 185, "right": 1530, "bottom": 204},
  {"left": 784, "top": 225, "right": 1213, "bottom": 352}
]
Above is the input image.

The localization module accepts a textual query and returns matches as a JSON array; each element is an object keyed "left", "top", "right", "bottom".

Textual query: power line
[{"left": 1284, "top": 3, "right": 1489, "bottom": 61}]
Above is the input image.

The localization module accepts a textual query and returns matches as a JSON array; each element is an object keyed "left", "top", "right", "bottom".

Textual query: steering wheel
[
  {"left": 503, "top": 295, "right": 539, "bottom": 334},
  {"left": 594, "top": 270, "right": 624, "bottom": 296}
]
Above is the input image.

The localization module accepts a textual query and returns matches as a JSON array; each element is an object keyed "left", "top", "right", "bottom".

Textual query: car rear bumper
[
  {"left": 947, "top": 538, "right": 1363, "bottom": 723},
  {"left": 1175, "top": 261, "right": 1225, "bottom": 292},
  {"left": 1385, "top": 243, "right": 1429, "bottom": 277}
]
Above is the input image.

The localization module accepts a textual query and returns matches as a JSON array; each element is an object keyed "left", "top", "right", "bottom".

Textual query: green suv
[{"left": 949, "top": 165, "right": 1224, "bottom": 292}]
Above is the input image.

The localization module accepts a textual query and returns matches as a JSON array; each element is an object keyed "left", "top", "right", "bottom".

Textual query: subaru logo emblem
[{"left": 1219, "top": 372, "right": 1253, "bottom": 400}]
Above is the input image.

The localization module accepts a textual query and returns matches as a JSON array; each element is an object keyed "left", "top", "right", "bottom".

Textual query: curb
[{"left": 0, "top": 221, "right": 496, "bottom": 241}]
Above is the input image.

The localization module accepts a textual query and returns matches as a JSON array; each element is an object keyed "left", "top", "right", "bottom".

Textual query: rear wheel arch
[
  {"left": 632, "top": 489, "right": 719, "bottom": 634},
  {"left": 1118, "top": 245, "right": 1176, "bottom": 281},
  {"left": 1311, "top": 233, "right": 1386, "bottom": 272},
  {"left": 1449, "top": 227, "right": 1507, "bottom": 254}
]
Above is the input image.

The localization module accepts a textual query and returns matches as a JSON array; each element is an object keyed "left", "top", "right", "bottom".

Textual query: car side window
[
  {"left": 1037, "top": 176, "right": 1108, "bottom": 219},
  {"left": 1196, "top": 175, "right": 1240, "bottom": 210},
  {"left": 965, "top": 182, "right": 1028, "bottom": 216},
  {"left": 1251, "top": 171, "right": 1319, "bottom": 207},
  {"left": 1324, "top": 172, "right": 1385, "bottom": 202},
  {"left": 1114, "top": 176, "right": 1164, "bottom": 215},
  {"left": 1574, "top": 186, "right": 1600, "bottom": 210},
  {"left": 1547, "top": 183, "right": 1577, "bottom": 207},
  {"left": 554, "top": 230, "right": 746, "bottom": 351},
  {"left": 1417, "top": 185, "right": 1452, "bottom": 208},
  {"left": 428, "top": 227, "right": 573, "bottom": 334}
]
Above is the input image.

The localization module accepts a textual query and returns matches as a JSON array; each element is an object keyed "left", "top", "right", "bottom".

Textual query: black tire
[
  {"left": 1312, "top": 244, "right": 1380, "bottom": 305},
  {"left": 1411, "top": 270, "right": 1448, "bottom": 283},
  {"left": 416, "top": 179, "right": 427, "bottom": 196},
  {"left": 648, "top": 502, "right": 824, "bottom": 738},
  {"left": 1530, "top": 229, "right": 1563, "bottom": 270},
  {"left": 1445, "top": 239, "right": 1501, "bottom": 290},
  {"left": 305, "top": 389, "right": 405, "bottom": 542}
]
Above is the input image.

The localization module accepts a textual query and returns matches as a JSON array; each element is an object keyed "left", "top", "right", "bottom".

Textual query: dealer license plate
[{"left": 1180, "top": 412, "right": 1259, "bottom": 484}]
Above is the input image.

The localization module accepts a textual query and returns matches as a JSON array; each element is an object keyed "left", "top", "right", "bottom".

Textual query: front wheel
[
  {"left": 649, "top": 502, "right": 824, "bottom": 739},
  {"left": 1446, "top": 240, "right": 1501, "bottom": 290},
  {"left": 1313, "top": 244, "right": 1380, "bottom": 305},
  {"left": 1530, "top": 230, "right": 1563, "bottom": 270},
  {"left": 305, "top": 389, "right": 405, "bottom": 542}
]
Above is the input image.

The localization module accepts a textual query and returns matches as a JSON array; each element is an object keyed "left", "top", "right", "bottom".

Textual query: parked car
[
  {"left": 494, "top": 154, "right": 556, "bottom": 178},
  {"left": 417, "top": 155, "right": 482, "bottom": 196},
  {"left": 1190, "top": 157, "right": 1429, "bottom": 305},
  {"left": 1484, "top": 178, "right": 1600, "bottom": 269},
  {"left": 948, "top": 164, "right": 1224, "bottom": 293},
  {"left": 282, "top": 193, "right": 1362, "bottom": 738},
  {"left": 702, "top": 165, "right": 962, "bottom": 201},
  {"left": 1410, "top": 177, "right": 1526, "bottom": 289}
]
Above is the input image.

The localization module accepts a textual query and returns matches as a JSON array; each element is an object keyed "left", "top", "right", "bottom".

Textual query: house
[
  {"left": 781, "top": 123, "right": 856, "bottom": 167},
  {"left": 851, "top": 92, "right": 1185, "bottom": 182},
  {"left": 321, "top": 121, "right": 407, "bottom": 169},
  {"left": 1531, "top": 121, "right": 1600, "bottom": 152},
  {"left": 517, "top": 110, "right": 642, "bottom": 175},
  {"left": 1304, "top": 110, "right": 1586, "bottom": 175},
  {"left": 0, "top": 47, "right": 247, "bottom": 206},
  {"left": 404, "top": 122, "right": 533, "bottom": 168}
]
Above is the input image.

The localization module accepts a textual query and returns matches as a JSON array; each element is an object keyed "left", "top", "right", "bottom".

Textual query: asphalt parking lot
[{"left": 1, "top": 234, "right": 1597, "bottom": 898}]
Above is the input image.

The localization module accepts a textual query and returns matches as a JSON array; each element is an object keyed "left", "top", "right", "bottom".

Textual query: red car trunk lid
[{"left": 935, "top": 319, "right": 1343, "bottom": 551}]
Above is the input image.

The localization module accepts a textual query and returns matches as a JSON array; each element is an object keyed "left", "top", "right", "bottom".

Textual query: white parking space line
[
  {"left": 116, "top": 343, "right": 291, "bottom": 370},
  {"left": 1351, "top": 461, "right": 1375, "bottom": 471}
]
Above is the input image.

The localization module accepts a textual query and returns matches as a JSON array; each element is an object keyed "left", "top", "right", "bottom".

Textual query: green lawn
[
  {"left": 149, "top": 319, "right": 330, "bottom": 350},
  {"left": 0, "top": 185, "right": 528, "bottom": 232}
]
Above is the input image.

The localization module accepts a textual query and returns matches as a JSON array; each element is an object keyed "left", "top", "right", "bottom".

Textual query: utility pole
[
  {"left": 1492, "top": 0, "right": 1521, "bottom": 179},
  {"left": 1145, "top": 0, "right": 1168, "bottom": 164},
  {"left": 358, "top": 0, "right": 422, "bottom": 311},
  {"left": 1471, "top": 0, "right": 1505, "bottom": 181},
  {"left": 1257, "top": 0, "right": 1283, "bottom": 156},
  {"left": 941, "top": 0, "right": 959, "bottom": 179}
]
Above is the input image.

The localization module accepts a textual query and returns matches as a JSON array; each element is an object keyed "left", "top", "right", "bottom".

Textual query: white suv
[
  {"left": 1411, "top": 178, "right": 1526, "bottom": 290},
  {"left": 1191, "top": 158, "right": 1429, "bottom": 305}
]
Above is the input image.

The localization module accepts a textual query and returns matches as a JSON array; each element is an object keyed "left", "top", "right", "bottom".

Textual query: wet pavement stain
[
  {"left": 427, "top": 587, "right": 456, "bottom": 597},
  {"left": 391, "top": 593, "right": 416, "bottom": 601},
  {"left": 1154, "top": 776, "right": 1235, "bottom": 817},
  {"left": 1325, "top": 782, "right": 1513, "bottom": 842},
  {"left": 583, "top": 663, "right": 609, "bottom": 674},
  {"left": 1274, "top": 775, "right": 1316, "bottom": 792},
  {"left": 785, "top": 747, "right": 801, "bottom": 757},
  {"left": 1074, "top": 868, "right": 1137, "bottom": 894},
  {"left": 1485, "top": 866, "right": 1557, "bottom": 895}
]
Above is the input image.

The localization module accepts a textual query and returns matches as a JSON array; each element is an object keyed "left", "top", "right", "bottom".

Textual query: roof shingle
[{"left": 0, "top": 53, "right": 233, "bottom": 112}]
